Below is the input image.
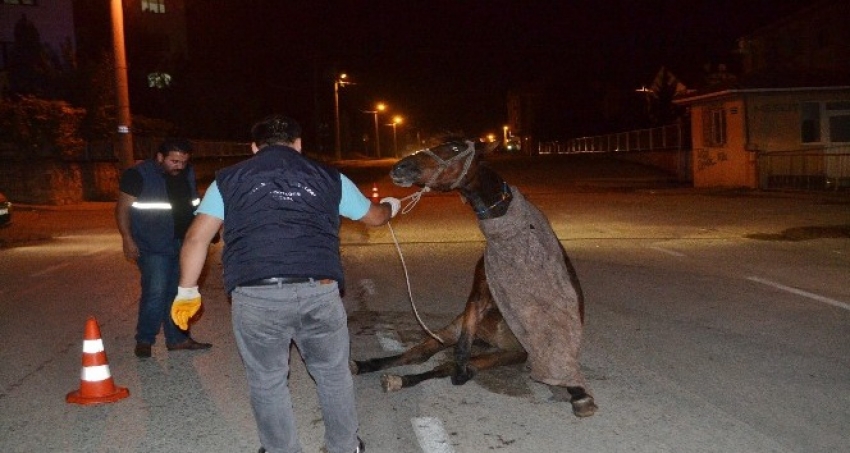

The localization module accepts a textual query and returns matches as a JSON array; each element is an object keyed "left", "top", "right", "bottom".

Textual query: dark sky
[{"left": 187, "top": 0, "right": 811, "bottom": 140}]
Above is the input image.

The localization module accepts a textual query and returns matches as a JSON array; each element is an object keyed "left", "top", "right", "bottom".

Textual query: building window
[
  {"left": 142, "top": 0, "right": 165, "bottom": 13},
  {"left": 827, "top": 101, "right": 850, "bottom": 143},
  {"left": 801, "top": 101, "right": 850, "bottom": 144},
  {"left": 703, "top": 107, "right": 726, "bottom": 147},
  {"left": 148, "top": 72, "right": 172, "bottom": 89},
  {"left": 801, "top": 102, "right": 821, "bottom": 143}
]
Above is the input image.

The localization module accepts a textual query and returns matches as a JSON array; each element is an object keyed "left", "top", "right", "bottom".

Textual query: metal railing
[
  {"left": 758, "top": 145, "right": 850, "bottom": 191},
  {"left": 538, "top": 123, "right": 688, "bottom": 155}
]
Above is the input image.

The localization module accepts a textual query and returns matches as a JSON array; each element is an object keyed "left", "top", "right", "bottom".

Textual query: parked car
[{"left": 0, "top": 191, "right": 10, "bottom": 226}]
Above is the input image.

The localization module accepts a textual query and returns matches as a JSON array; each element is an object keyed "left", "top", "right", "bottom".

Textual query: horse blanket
[{"left": 479, "top": 187, "right": 587, "bottom": 388}]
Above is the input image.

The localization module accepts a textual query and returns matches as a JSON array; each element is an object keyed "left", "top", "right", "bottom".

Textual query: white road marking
[
  {"left": 30, "top": 261, "right": 71, "bottom": 277},
  {"left": 377, "top": 330, "right": 406, "bottom": 353},
  {"left": 747, "top": 276, "right": 850, "bottom": 311},
  {"left": 648, "top": 246, "right": 686, "bottom": 257},
  {"left": 412, "top": 416, "right": 455, "bottom": 453}
]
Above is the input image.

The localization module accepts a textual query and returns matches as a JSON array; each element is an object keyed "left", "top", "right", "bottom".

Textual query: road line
[
  {"left": 411, "top": 416, "right": 455, "bottom": 453},
  {"left": 376, "top": 330, "right": 406, "bottom": 353},
  {"left": 747, "top": 276, "right": 850, "bottom": 311},
  {"left": 648, "top": 246, "right": 686, "bottom": 257},
  {"left": 30, "top": 261, "right": 71, "bottom": 277}
]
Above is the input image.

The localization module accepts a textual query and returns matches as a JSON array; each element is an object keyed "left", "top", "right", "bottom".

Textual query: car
[{"left": 0, "top": 191, "right": 10, "bottom": 226}]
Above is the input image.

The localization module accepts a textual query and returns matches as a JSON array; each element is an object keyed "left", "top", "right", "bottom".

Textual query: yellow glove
[{"left": 171, "top": 286, "right": 202, "bottom": 330}]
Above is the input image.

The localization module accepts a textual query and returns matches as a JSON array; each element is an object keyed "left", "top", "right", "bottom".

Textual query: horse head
[{"left": 391, "top": 140, "right": 497, "bottom": 192}]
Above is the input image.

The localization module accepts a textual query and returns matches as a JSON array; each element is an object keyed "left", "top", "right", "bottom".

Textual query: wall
[{"left": 690, "top": 97, "right": 758, "bottom": 188}]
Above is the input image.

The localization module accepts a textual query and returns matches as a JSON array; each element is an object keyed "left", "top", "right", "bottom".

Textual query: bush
[{"left": 0, "top": 95, "right": 85, "bottom": 159}]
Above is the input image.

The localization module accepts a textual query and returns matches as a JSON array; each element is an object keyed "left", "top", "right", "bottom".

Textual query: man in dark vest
[
  {"left": 172, "top": 115, "right": 399, "bottom": 453},
  {"left": 115, "top": 138, "right": 212, "bottom": 358}
]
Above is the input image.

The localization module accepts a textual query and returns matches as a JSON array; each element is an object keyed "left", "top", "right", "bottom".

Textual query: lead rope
[
  {"left": 381, "top": 141, "right": 477, "bottom": 344},
  {"left": 386, "top": 219, "right": 444, "bottom": 344}
]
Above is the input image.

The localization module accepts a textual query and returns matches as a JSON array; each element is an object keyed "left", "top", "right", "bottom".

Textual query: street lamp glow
[
  {"left": 333, "top": 73, "right": 353, "bottom": 160},
  {"left": 389, "top": 116, "right": 403, "bottom": 157},
  {"left": 363, "top": 102, "right": 388, "bottom": 158}
]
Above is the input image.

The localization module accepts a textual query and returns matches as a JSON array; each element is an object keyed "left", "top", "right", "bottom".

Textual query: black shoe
[
  {"left": 134, "top": 343, "right": 151, "bottom": 358},
  {"left": 257, "top": 448, "right": 265, "bottom": 453},
  {"left": 166, "top": 338, "right": 212, "bottom": 351}
]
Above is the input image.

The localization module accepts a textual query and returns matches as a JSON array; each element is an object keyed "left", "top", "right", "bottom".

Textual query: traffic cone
[
  {"left": 66, "top": 316, "right": 129, "bottom": 405},
  {"left": 371, "top": 183, "right": 380, "bottom": 203}
]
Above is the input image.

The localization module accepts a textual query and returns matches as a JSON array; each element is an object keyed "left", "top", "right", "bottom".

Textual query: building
[{"left": 674, "top": 1, "right": 850, "bottom": 189}]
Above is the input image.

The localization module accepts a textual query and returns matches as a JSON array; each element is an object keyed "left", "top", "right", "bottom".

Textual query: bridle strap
[
  {"left": 398, "top": 141, "right": 477, "bottom": 215},
  {"left": 419, "top": 141, "right": 476, "bottom": 190}
]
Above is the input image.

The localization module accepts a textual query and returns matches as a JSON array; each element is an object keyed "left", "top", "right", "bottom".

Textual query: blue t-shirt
[{"left": 197, "top": 173, "right": 371, "bottom": 220}]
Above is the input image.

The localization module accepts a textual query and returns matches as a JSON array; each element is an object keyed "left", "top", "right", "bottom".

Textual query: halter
[
  {"left": 419, "top": 140, "right": 477, "bottom": 190},
  {"left": 398, "top": 140, "right": 477, "bottom": 214}
]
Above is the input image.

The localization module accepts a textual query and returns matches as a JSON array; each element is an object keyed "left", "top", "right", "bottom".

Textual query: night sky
[{"left": 183, "top": 0, "right": 811, "bottom": 142}]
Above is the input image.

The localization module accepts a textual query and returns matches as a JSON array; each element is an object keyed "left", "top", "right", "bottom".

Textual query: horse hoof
[
  {"left": 451, "top": 365, "right": 476, "bottom": 386},
  {"left": 349, "top": 360, "right": 360, "bottom": 375},
  {"left": 571, "top": 396, "right": 598, "bottom": 418},
  {"left": 381, "top": 374, "right": 403, "bottom": 392}
]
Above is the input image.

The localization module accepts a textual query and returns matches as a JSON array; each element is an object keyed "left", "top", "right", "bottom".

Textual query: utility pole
[{"left": 110, "top": 0, "right": 134, "bottom": 170}]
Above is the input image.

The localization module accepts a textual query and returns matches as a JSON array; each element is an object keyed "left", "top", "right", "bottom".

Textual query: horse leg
[
  {"left": 452, "top": 256, "right": 493, "bottom": 385},
  {"left": 382, "top": 350, "right": 529, "bottom": 392},
  {"left": 350, "top": 314, "right": 462, "bottom": 375}
]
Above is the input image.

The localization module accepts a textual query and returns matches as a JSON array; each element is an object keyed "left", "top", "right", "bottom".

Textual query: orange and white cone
[
  {"left": 66, "top": 316, "right": 129, "bottom": 405},
  {"left": 371, "top": 183, "right": 380, "bottom": 203}
]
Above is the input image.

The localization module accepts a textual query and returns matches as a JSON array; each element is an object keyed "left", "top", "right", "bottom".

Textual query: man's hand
[
  {"left": 171, "top": 286, "right": 202, "bottom": 330},
  {"left": 380, "top": 197, "right": 401, "bottom": 218}
]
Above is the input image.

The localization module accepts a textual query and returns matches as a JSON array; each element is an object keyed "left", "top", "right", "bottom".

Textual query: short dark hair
[
  {"left": 251, "top": 115, "right": 302, "bottom": 147},
  {"left": 158, "top": 138, "right": 192, "bottom": 155}
]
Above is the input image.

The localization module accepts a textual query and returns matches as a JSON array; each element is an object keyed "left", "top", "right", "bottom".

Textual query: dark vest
[
  {"left": 216, "top": 146, "right": 343, "bottom": 293},
  {"left": 130, "top": 160, "right": 198, "bottom": 255}
]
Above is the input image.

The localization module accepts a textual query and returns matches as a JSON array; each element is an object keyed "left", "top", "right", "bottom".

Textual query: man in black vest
[
  {"left": 115, "top": 138, "right": 212, "bottom": 358},
  {"left": 173, "top": 115, "right": 399, "bottom": 453}
]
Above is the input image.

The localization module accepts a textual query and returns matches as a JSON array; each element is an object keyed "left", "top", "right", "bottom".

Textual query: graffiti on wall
[{"left": 696, "top": 148, "right": 729, "bottom": 171}]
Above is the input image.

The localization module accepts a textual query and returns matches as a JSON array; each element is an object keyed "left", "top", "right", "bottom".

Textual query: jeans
[
  {"left": 231, "top": 280, "right": 358, "bottom": 453},
  {"left": 135, "top": 246, "right": 189, "bottom": 346}
]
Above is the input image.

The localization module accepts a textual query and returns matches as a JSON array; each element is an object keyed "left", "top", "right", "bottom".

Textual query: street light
[
  {"left": 503, "top": 125, "right": 509, "bottom": 146},
  {"left": 387, "top": 115, "right": 403, "bottom": 157},
  {"left": 363, "top": 102, "right": 386, "bottom": 158},
  {"left": 333, "top": 73, "right": 353, "bottom": 160}
]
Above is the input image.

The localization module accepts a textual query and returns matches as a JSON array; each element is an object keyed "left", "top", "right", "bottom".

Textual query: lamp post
[
  {"left": 503, "top": 125, "right": 509, "bottom": 146},
  {"left": 388, "top": 115, "right": 403, "bottom": 157},
  {"left": 368, "top": 103, "right": 386, "bottom": 158},
  {"left": 333, "top": 73, "right": 352, "bottom": 160},
  {"left": 110, "top": 0, "right": 133, "bottom": 170}
]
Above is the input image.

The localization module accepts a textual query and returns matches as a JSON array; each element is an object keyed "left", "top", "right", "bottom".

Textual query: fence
[
  {"left": 758, "top": 145, "right": 850, "bottom": 191},
  {"left": 538, "top": 123, "right": 688, "bottom": 155},
  {"left": 536, "top": 123, "right": 692, "bottom": 182}
]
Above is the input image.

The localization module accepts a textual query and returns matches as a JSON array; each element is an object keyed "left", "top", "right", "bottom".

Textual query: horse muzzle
[{"left": 390, "top": 159, "right": 421, "bottom": 187}]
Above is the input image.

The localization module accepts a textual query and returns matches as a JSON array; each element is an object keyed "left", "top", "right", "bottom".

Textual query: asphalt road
[{"left": 1, "top": 154, "right": 848, "bottom": 453}]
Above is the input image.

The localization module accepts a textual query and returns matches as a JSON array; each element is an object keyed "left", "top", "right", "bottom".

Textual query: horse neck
[{"left": 458, "top": 164, "right": 512, "bottom": 220}]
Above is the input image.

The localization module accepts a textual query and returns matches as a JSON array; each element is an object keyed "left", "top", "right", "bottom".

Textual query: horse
[{"left": 350, "top": 139, "right": 597, "bottom": 417}]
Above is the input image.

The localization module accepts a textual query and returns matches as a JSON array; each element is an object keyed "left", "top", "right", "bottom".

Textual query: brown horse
[{"left": 350, "top": 140, "right": 597, "bottom": 417}]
